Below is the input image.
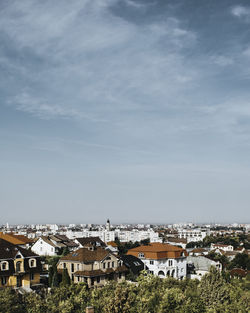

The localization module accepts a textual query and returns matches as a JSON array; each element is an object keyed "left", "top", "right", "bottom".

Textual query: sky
[{"left": 1, "top": 0, "right": 250, "bottom": 225}]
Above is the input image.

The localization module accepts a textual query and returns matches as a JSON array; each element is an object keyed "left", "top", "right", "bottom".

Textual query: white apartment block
[{"left": 178, "top": 228, "right": 209, "bottom": 243}]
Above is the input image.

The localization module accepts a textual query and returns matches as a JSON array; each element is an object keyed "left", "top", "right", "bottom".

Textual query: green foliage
[
  {"left": 61, "top": 268, "right": 71, "bottom": 286},
  {"left": 0, "top": 269, "right": 249, "bottom": 312},
  {"left": 228, "top": 253, "right": 250, "bottom": 270}
]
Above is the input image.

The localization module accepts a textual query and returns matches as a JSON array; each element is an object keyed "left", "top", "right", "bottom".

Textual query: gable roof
[
  {"left": 0, "top": 232, "right": 28, "bottom": 245},
  {"left": 60, "top": 247, "right": 113, "bottom": 263},
  {"left": 0, "top": 239, "right": 38, "bottom": 260},
  {"left": 120, "top": 255, "right": 145, "bottom": 275},
  {"left": 75, "top": 237, "right": 106, "bottom": 247}
]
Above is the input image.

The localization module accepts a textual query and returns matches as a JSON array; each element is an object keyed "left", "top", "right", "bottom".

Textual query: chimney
[{"left": 86, "top": 307, "right": 94, "bottom": 313}]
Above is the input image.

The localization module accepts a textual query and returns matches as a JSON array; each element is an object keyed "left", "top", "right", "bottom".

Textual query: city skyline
[{"left": 1, "top": 0, "right": 250, "bottom": 224}]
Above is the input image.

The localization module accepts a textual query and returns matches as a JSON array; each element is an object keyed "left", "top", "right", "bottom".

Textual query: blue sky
[{"left": 1, "top": 0, "right": 250, "bottom": 224}]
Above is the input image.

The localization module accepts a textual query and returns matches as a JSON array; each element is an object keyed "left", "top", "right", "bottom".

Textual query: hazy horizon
[{"left": 1, "top": 0, "right": 250, "bottom": 224}]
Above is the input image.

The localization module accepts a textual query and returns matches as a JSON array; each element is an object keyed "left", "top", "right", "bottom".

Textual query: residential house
[
  {"left": 0, "top": 239, "right": 42, "bottom": 289},
  {"left": 165, "top": 237, "right": 187, "bottom": 249},
  {"left": 57, "top": 246, "right": 127, "bottom": 288},
  {"left": 31, "top": 235, "right": 77, "bottom": 256},
  {"left": 187, "top": 255, "right": 222, "bottom": 280},
  {"left": 210, "top": 243, "right": 234, "bottom": 252},
  {"left": 127, "top": 243, "right": 187, "bottom": 280},
  {"left": 0, "top": 232, "right": 34, "bottom": 249}
]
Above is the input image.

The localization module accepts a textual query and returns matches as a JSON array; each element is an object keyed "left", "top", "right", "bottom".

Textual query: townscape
[{"left": 0, "top": 220, "right": 249, "bottom": 312}]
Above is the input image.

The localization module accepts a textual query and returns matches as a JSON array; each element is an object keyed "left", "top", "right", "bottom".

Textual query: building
[
  {"left": 0, "top": 239, "right": 42, "bottom": 289},
  {"left": 31, "top": 235, "right": 78, "bottom": 256},
  {"left": 187, "top": 256, "right": 222, "bottom": 280},
  {"left": 0, "top": 232, "right": 34, "bottom": 249},
  {"left": 210, "top": 243, "right": 234, "bottom": 252},
  {"left": 57, "top": 246, "right": 127, "bottom": 288},
  {"left": 178, "top": 228, "right": 209, "bottom": 243},
  {"left": 127, "top": 243, "right": 187, "bottom": 280}
]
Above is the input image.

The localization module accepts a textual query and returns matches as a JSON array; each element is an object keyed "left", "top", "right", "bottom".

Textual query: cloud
[
  {"left": 231, "top": 5, "right": 250, "bottom": 21},
  {"left": 0, "top": 0, "right": 198, "bottom": 123}
]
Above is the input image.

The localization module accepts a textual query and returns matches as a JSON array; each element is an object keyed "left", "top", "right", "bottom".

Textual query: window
[
  {"left": 1, "top": 277, "right": 7, "bottom": 285},
  {"left": 16, "top": 261, "right": 21, "bottom": 272},
  {"left": 149, "top": 271, "right": 154, "bottom": 275},
  {"left": 103, "top": 263, "right": 106, "bottom": 269},
  {"left": 77, "top": 276, "right": 80, "bottom": 282},
  {"left": 168, "top": 260, "right": 173, "bottom": 267},
  {"left": 1, "top": 261, "right": 8, "bottom": 271},
  {"left": 71, "top": 263, "right": 74, "bottom": 273},
  {"left": 119, "top": 273, "right": 122, "bottom": 279},
  {"left": 29, "top": 259, "right": 36, "bottom": 268},
  {"left": 138, "top": 253, "right": 144, "bottom": 258},
  {"left": 96, "top": 276, "right": 100, "bottom": 283},
  {"left": 112, "top": 261, "right": 114, "bottom": 268},
  {"left": 63, "top": 263, "right": 66, "bottom": 269},
  {"left": 150, "top": 260, "right": 154, "bottom": 265},
  {"left": 30, "top": 273, "right": 34, "bottom": 281},
  {"left": 107, "top": 262, "right": 110, "bottom": 268}
]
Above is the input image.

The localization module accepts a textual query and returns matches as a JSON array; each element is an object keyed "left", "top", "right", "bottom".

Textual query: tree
[{"left": 61, "top": 268, "right": 71, "bottom": 286}]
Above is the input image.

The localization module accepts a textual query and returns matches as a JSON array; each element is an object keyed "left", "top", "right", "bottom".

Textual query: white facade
[
  {"left": 140, "top": 256, "right": 186, "bottom": 280},
  {"left": 31, "top": 237, "right": 57, "bottom": 256},
  {"left": 178, "top": 228, "right": 209, "bottom": 243},
  {"left": 211, "top": 243, "right": 233, "bottom": 252},
  {"left": 65, "top": 229, "right": 161, "bottom": 243}
]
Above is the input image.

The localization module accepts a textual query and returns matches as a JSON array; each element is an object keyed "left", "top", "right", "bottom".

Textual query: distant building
[
  {"left": 127, "top": 243, "right": 187, "bottom": 280},
  {"left": 178, "top": 228, "right": 209, "bottom": 243}
]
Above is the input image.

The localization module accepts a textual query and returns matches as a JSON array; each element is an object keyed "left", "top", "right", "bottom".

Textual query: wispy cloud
[{"left": 231, "top": 5, "right": 250, "bottom": 21}]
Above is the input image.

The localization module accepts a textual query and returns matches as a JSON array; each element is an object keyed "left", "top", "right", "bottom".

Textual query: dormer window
[
  {"left": 29, "top": 258, "right": 36, "bottom": 268},
  {"left": 138, "top": 253, "right": 144, "bottom": 258},
  {"left": 1, "top": 261, "right": 9, "bottom": 271}
]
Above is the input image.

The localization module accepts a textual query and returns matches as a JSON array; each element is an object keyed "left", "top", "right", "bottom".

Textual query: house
[
  {"left": 74, "top": 237, "right": 106, "bottom": 249},
  {"left": 127, "top": 243, "right": 187, "bottom": 280},
  {"left": 189, "top": 248, "right": 209, "bottom": 256},
  {"left": 210, "top": 243, "right": 234, "bottom": 252},
  {"left": 106, "top": 241, "right": 119, "bottom": 254},
  {"left": 165, "top": 237, "right": 187, "bottom": 249},
  {"left": 0, "top": 239, "right": 42, "bottom": 289},
  {"left": 187, "top": 256, "right": 222, "bottom": 280},
  {"left": 0, "top": 232, "right": 34, "bottom": 249},
  {"left": 31, "top": 235, "right": 78, "bottom": 256},
  {"left": 57, "top": 246, "right": 127, "bottom": 288}
]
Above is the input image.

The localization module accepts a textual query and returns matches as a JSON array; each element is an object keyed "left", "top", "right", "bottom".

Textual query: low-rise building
[
  {"left": 0, "top": 239, "right": 42, "bottom": 289},
  {"left": 187, "top": 255, "right": 222, "bottom": 280},
  {"left": 57, "top": 246, "right": 127, "bottom": 288},
  {"left": 31, "top": 235, "right": 77, "bottom": 256},
  {"left": 127, "top": 243, "right": 187, "bottom": 280}
]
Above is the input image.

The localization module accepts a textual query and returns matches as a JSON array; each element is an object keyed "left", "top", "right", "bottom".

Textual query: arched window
[
  {"left": 16, "top": 261, "right": 21, "bottom": 272},
  {"left": 158, "top": 271, "right": 165, "bottom": 277},
  {"left": 1, "top": 261, "right": 9, "bottom": 271},
  {"left": 29, "top": 258, "right": 36, "bottom": 268},
  {"left": 166, "top": 270, "right": 170, "bottom": 276}
]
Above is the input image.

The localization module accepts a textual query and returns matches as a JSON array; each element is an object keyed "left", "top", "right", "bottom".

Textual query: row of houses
[{"left": 1, "top": 231, "right": 248, "bottom": 290}]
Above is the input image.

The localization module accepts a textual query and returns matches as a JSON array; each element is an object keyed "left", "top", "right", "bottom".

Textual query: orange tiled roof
[
  {"left": 107, "top": 241, "right": 118, "bottom": 247},
  {"left": 127, "top": 243, "right": 187, "bottom": 260},
  {"left": 0, "top": 232, "right": 26, "bottom": 245}
]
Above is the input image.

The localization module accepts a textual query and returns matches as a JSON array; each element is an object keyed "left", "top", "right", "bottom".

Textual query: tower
[{"left": 106, "top": 219, "right": 110, "bottom": 231}]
